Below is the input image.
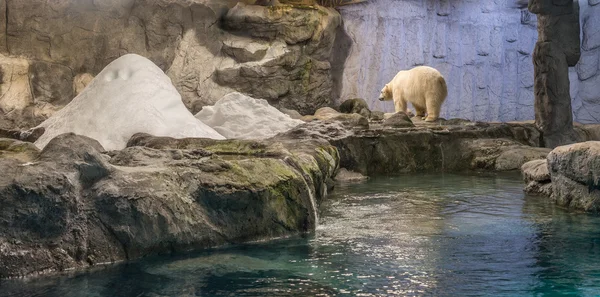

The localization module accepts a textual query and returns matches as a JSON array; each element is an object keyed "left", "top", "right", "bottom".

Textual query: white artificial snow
[
  {"left": 34, "top": 54, "right": 225, "bottom": 150},
  {"left": 195, "top": 92, "right": 304, "bottom": 140}
]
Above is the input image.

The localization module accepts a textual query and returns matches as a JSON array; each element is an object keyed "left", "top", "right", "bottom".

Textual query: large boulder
[
  {"left": 302, "top": 107, "right": 369, "bottom": 129},
  {"left": 464, "top": 139, "right": 551, "bottom": 171},
  {"left": 382, "top": 112, "right": 415, "bottom": 128},
  {"left": 0, "top": 132, "right": 339, "bottom": 278},
  {"left": 546, "top": 141, "right": 600, "bottom": 211},
  {"left": 339, "top": 98, "right": 371, "bottom": 119},
  {"left": 521, "top": 159, "right": 552, "bottom": 196},
  {"left": 195, "top": 92, "right": 303, "bottom": 140},
  {"left": 33, "top": 54, "right": 225, "bottom": 151}
]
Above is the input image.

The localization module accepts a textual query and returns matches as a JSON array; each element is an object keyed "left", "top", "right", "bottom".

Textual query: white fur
[{"left": 378, "top": 66, "right": 448, "bottom": 122}]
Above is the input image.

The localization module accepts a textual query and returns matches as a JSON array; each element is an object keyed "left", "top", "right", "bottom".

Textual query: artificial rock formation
[
  {"left": 522, "top": 141, "right": 600, "bottom": 211},
  {"left": 3, "top": 109, "right": 600, "bottom": 278},
  {"left": 0, "top": 132, "right": 339, "bottom": 278},
  {"left": 521, "top": 159, "right": 552, "bottom": 196},
  {"left": 0, "top": 0, "right": 341, "bottom": 130},
  {"left": 573, "top": 1, "right": 600, "bottom": 123},
  {"left": 339, "top": 98, "right": 371, "bottom": 119},
  {"left": 218, "top": 3, "right": 340, "bottom": 114},
  {"left": 528, "top": 0, "right": 581, "bottom": 148},
  {"left": 282, "top": 115, "right": 573, "bottom": 175}
]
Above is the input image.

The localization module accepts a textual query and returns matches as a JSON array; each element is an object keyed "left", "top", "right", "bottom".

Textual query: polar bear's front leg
[{"left": 393, "top": 91, "right": 408, "bottom": 114}]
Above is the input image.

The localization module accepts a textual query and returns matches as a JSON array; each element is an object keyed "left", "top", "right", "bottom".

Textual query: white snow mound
[
  {"left": 195, "top": 92, "right": 304, "bottom": 140},
  {"left": 34, "top": 54, "right": 225, "bottom": 150}
]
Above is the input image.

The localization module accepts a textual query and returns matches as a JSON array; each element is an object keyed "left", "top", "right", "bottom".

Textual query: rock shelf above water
[{"left": 0, "top": 131, "right": 338, "bottom": 279}]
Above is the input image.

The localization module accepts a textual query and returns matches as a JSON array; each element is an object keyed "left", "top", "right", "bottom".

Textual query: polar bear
[{"left": 378, "top": 66, "right": 448, "bottom": 122}]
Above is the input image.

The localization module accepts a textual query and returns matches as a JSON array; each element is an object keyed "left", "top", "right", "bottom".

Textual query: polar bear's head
[{"left": 378, "top": 84, "right": 393, "bottom": 101}]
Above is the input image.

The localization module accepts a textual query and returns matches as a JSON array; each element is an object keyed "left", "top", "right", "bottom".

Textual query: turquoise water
[{"left": 2, "top": 173, "right": 600, "bottom": 297}]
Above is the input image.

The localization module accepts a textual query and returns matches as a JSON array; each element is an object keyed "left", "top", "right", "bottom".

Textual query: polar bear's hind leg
[
  {"left": 424, "top": 95, "right": 440, "bottom": 122},
  {"left": 413, "top": 103, "right": 426, "bottom": 118}
]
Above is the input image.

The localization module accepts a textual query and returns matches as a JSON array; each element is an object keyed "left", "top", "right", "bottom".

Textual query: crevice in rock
[{"left": 95, "top": 215, "right": 130, "bottom": 261}]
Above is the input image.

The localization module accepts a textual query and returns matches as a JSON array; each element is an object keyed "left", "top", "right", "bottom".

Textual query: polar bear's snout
[{"left": 378, "top": 89, "right": 387, "bottom": 101}]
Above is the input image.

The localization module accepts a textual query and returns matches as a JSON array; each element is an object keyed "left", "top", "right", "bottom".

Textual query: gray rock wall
[
  {"left": 574, "top": 0, "right": 600, "bottom": 123},
  {"left": 337, "top": 0, "right": 600, "bottom": 124}
]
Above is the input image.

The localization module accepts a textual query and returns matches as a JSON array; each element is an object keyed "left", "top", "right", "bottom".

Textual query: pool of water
[{"left": 2, "top": 173, "right": 600, "bottom": 297}]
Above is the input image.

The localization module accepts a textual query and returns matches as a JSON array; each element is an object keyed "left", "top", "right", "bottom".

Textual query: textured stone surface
[
  {"left": 495, "top": 146, "right": 552, "bottom": 171},
  {"left": 0, "top": 126, "right": 45, "bottom": 143},
  {"left": 0, "top": 132, "right": 339, "bottom": 278},
  {"left": 545, "top": 141, "right": 600, "bottom": 211},
  {"left": 531, "top": 0, "right": 581, "bottom": 148},
  {"left": 521, "top": 158, "right": 552, "bottom": 196},
  {"left": 3, "top": 113, "right": 600, "bottom": 278},
  {"left": 522, "top": 159, "right": 550, "bottom": 182},
  {"left": 302, "top": 107, "right": 370, "bottom": 129},
  {"left": 0, "top": 0, "right": 341, "bottom": 130},
  {"left": 334, "top": 167, "right": 368, "bottom": 182},
  {"left": 382, "top": 112, "right": 415, "bottom": 128},
  {"left": 0, "top": 138, "right": 40, "bottom": 162},
  {"left": 573, "top": 1, "right": 600, "bottom": 123},
  {"left": 218, "top": 3, "right": 341, "bottom": 114},
  {"left": 337, "top": 0, "right": 600, "bottom": 124},
  {"left": 281, "top": 118, "right": 562, "bottom": 175},
  {"left": 520, "top": 141, "right": 600, "bottom": 211},
  {"left": 339, "top": 98, "right": 371, "bottom": 119},
  {"left": 224, "top": 4, "right": 322, "bottom": 44}
]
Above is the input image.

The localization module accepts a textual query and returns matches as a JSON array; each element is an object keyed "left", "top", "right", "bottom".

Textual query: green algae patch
[
  {"left": 204, "top": 140, "right": 288, "bottom": 158},
  {"left": 120, "top": 133, "right": 340, "bottom": 244},
  {"left": 0, "top": 138, "right": 40, "bottom": 162},
  {"left": 223, "top": 158, "right": 298, "bottom": 188},
  {"left": 301, "top": 59, "right": 313, "bottom": 90}
]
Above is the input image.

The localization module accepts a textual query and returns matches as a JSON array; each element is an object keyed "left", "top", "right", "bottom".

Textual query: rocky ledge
[
  {"left": 291, "top": 108, "right": 600, "bottom": 175},
  {"left": 0, "top": 132, "right": 338, "bottom": 279},
  {"left": 521, "top": 141, "right": 600, "bottom": 212}
]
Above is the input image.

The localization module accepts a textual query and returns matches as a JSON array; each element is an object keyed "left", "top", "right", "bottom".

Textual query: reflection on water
[{"left": 2, "top": 173, "right": 600, "bottom": 297}]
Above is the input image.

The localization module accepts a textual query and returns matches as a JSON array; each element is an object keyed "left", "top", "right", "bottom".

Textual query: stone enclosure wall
[
  {"left": 337, "top": 0, "right": 600, "bottom": 123},
  {"left": 576, "top": 0, "right": 600, "bottom": 123}
]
